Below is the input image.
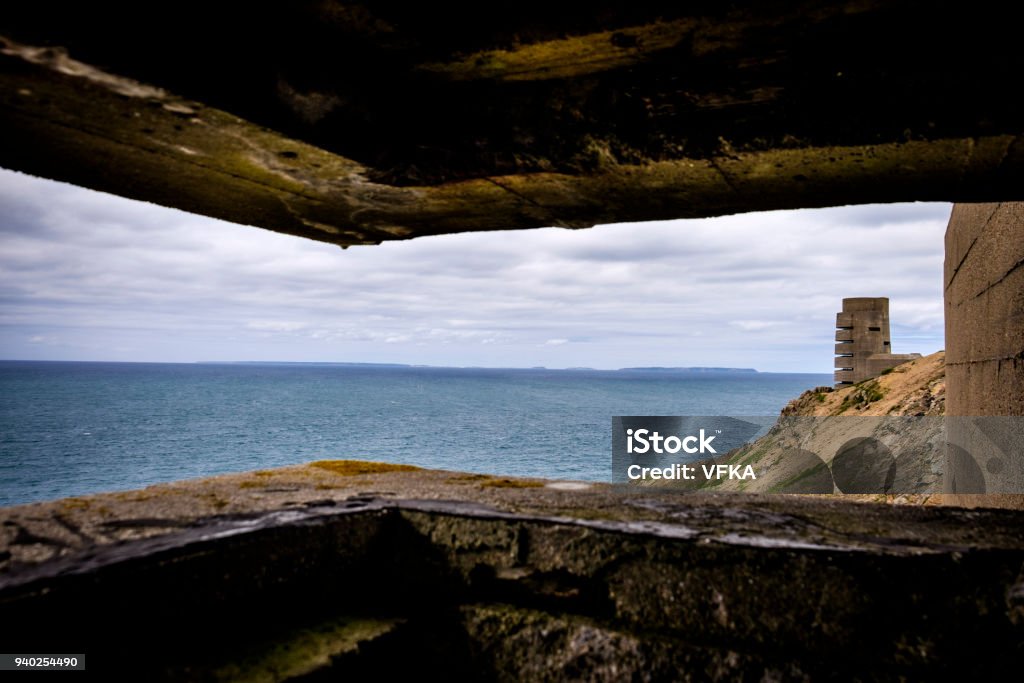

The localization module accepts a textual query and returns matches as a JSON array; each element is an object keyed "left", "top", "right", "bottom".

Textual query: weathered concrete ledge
[
  {"left": 2, "top": 4, "right": 1024, "bottom": 245},
  {"left": 1, "top": 461, "right": 1022, "bottom": 680}
]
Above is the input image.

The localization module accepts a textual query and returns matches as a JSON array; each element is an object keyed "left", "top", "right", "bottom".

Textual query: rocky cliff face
[
  {"left": 781, "top": 351, "right": 945, "bottom": 418},
  {"left": 708, "top": 352, "right": 947, "bottom": 500},
  {"left": 658, "top": 350, "right": 1022, "bottom": 508}
]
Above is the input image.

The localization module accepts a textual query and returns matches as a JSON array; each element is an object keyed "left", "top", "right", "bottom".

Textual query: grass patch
[
  {"left": 880, "top": 367, "right": 894, "bottom": 375},
  {"left": 838, "top": 379, "right": 886, "bottom": 412},
  {"left": 735, "top": 446, "right": 769, "bottom": 468},
  {"left": 310, "top": 460, "right": 421, "bottom": 476}
]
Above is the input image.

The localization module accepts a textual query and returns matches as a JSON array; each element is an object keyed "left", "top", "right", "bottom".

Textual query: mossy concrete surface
[
  {"left": 0, "top": 461, "right": 1022, "bottom": 679},
  {"left": 2, "top": 5, "right": 1024, "bottom": 245}
]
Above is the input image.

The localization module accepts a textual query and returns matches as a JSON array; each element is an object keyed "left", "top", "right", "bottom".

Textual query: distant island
[
  {"left": 195, "top": 361, "right": 758, "bottom": 373},
  {"left": 196, "top": 361, "right": 411, "bottom": 368},
  {"left": 618, "top": 367, "right": 757, "bottom": 373}
]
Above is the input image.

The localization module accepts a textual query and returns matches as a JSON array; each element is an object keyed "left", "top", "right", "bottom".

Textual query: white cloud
[
  {"left": 0, "top": 168, "right": 949, "bottom": 371},
  {"left": 246, "top": 321, "right": 307, "bottom": 332},
  {"left": 729, "top": 320, "right": 781, "bottom": 332}
]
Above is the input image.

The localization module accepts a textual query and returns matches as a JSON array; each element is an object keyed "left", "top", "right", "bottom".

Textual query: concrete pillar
[
  {"left": 944, "top": 203, "right": 1024, "bottom": 498},
  {"left": 945, "top": 203, "right": 1024, "bottom": 415}
]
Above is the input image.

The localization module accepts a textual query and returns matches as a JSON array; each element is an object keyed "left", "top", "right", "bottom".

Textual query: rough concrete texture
[
  {"left": 944, "top": 203, "right": 1024, "bottom": 499},
  {"left": 1, "top": 462, "right": 1023, "bottom": 679},
  {"left": 1, "top": 4, "right": 1024, "bottom": 245},
  {"left": 945, "top": 203, "right": 1024, "bottom": 416}
]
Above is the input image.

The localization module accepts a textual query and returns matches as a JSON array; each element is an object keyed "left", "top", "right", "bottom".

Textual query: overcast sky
[{"left": 0, "top": 168, "right": 949, "bottom": 373}]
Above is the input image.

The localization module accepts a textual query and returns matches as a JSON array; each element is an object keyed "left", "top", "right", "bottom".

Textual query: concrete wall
[
  {"left": 945, "top": 203, "right": 1024, "bottom": 416},
  {"left": 944, "top": 203, "right": 1024, "bottom": 497}
]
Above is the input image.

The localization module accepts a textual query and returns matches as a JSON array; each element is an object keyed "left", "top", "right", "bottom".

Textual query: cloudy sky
[{"left": 0, "top": 168, "right": 949, "bottom": 373}]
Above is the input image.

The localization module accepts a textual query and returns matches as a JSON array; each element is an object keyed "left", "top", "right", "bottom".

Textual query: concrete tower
[{"left": 834, "top": 298, "right": 920, "bottom": 386}]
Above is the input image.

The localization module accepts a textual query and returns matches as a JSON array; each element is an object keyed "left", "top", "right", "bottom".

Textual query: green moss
[
  {"left": 310, "top": 460, "right": 421, "bottom": 476},
  {"left": 207, "top": 616, "right": 399, "bottom": 682},
  {"left": 236, "top": 470, "right": 281, "bottom": 488},
  {"left": 448, "top": 473, "right": 489, "bottom": 483},
  {"left": 479, "top": 477, "right": 544, "bottom": 489},
  {"left": 112, "top": 491, "right": 154, "bottom": 502}
]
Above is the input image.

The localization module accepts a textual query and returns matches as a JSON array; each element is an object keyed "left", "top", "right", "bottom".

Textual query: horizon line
[{"left": 0, "top": 358, "right": 835, "bottom": 375}]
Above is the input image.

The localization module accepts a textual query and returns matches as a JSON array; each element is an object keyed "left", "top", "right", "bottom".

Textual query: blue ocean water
[{"left": 0, "top": 361, "right": 830, "bottom": 507}]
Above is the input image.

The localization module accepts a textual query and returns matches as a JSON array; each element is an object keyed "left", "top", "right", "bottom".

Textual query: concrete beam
[{"left": 1, "top": 3, "right": 1023, "bottom": 245}]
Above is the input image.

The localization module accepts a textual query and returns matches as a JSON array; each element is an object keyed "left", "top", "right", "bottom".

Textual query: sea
[{"left": 0, "top": 361, "right": 830, "bottom": 507}]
